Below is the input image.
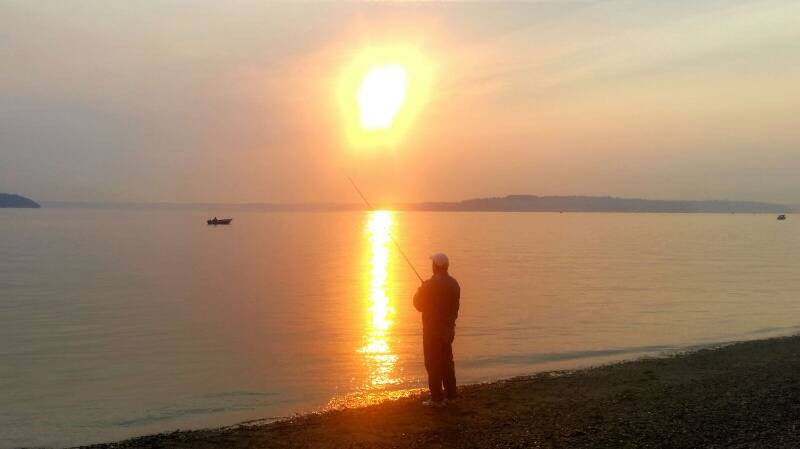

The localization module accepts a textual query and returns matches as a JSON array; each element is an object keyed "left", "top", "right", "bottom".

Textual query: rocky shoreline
[{"left": 81, "top": 335, "right": 800, "bottom": 449}]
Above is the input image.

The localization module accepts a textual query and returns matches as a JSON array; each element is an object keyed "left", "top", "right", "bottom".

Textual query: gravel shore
[{"left": 82, "top": 335, "right": 800, "bottom": 449}]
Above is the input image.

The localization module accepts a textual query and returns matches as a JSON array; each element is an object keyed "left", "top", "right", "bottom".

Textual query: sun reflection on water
[
  {"left": 326, "top": 210, "right": 421, "bottom": 411},
  {"left": 358, "top": 210, "right": 400, "bottom": 388}
]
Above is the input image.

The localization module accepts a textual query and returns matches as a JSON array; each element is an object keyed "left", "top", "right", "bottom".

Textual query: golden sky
[{"left": 1, "top": 1, "right": 798, "bottom": 204}]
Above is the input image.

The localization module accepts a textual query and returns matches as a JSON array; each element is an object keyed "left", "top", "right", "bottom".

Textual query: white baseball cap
[{"left": 430, "top": 252, "right": 450, "bottom": 268}]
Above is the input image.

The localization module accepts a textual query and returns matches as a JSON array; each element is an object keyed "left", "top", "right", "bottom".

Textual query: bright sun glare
[
  {"left": 358, "top": 65, "right": 409, "bottom": 131},
  {"left": 337, "top": 45, "right": 433, "bottom": 149}
]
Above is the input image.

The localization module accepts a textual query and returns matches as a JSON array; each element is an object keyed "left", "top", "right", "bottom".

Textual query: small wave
[
  {"left": 203, "top": 391, "right": 276, "bottom": 399},
  {"left": 109, "top": 391, "right": 277, "bottom": 427},
  {"left": 746, "top": 325, "right": 800, "bottom": 336},
  {"left": 460, "top": 345, "right": 675, "bottom": 368},
  {"left": 112, "top": 406, "right": 234, "bottom": 427}
]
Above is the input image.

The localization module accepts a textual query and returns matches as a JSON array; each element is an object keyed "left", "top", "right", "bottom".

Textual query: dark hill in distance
[
  {"left": 0, "top": 193, "right": 41, "bottom": 208},
  {"left": 410, "top": 195, "right": 790, "bottom": 213},
  {"left": 43, "top": 195, "right": 791, "bottom": 214}
]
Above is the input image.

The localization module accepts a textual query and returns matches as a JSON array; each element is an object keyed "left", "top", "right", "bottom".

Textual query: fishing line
[{"left": 346, "top": 175, "right": 424, "bottom": 284}]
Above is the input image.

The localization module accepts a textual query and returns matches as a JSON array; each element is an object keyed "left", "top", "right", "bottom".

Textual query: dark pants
[{"left": 423, "top": 329, "right": 457, "bottom": 402}]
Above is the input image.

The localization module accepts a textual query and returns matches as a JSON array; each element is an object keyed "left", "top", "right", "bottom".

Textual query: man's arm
[
  {"left": 453, "top": 281, "right": 460, "bottom": 320},
  {"left": 413, "top": 283, "right": 426, "bottom": 312},
  {"left": 453, "top": 281, "right": 461, "bottom": 321}
]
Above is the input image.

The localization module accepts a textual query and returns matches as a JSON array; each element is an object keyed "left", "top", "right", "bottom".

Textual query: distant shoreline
[
  {"left": 41, "top": 195, "right": 793, "bottom": 214},
  {"left": 84, "top": 334, "right": 800, "bottom": 449}
]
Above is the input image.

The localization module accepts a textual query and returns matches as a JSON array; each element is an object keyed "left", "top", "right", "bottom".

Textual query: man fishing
[{"left": 413, "top": 252, "right": 461, "bottom": 407}]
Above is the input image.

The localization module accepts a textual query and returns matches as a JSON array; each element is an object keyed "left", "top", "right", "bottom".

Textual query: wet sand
[{"left": 82, "top": 335, "right": 800, "bottom": 449}]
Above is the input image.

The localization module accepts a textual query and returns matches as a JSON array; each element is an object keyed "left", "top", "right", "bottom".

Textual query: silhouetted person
[{"left": 413, "top": 253, "right": 460, "bottom": 407}]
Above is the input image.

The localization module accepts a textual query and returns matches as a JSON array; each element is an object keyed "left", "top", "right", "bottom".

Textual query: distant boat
[
  {"left": 777, "top": 214, "right": 786, "bottom": 220},
  {"left": 207, "top": 218, "right": 233, "bottom": 225}
]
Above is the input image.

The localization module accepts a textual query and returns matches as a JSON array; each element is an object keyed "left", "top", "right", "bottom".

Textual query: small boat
[
  {"left": 777, "top": 214, "right": 786, "bottom": 220},
  {"left": 207, "top": 218, "right": 233, "bottom": 225}
]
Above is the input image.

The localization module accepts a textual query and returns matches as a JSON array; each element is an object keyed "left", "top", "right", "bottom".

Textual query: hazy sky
[{"left": 1, "top": 0, "right": 798, "bottom": 204}]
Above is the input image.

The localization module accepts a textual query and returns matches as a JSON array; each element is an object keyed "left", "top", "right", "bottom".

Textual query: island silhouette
[{"left": 0, "top": 193, "right": 40, "bottom": 208}]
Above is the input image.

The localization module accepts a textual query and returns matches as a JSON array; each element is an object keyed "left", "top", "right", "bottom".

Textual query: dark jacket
[{"left": 413, "top": 272, "right": 460, "bottom": 335}]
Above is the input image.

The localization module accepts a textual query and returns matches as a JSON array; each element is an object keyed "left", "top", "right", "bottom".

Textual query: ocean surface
[{"left": 1, "top": 209, "right": 799, "bottom": 448}]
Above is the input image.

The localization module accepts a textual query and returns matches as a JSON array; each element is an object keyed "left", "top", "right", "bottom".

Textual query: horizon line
[{"left": 36, "top": 194, "right": 795, "bottom": 211}]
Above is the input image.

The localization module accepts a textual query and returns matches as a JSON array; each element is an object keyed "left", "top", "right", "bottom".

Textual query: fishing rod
[{"left": 347, "top": 175, "right": 424, "bottom": 284}]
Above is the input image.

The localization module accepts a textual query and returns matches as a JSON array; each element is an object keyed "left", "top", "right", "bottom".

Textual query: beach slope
[{"left": 86, "top": 335, "right": 800, "bottom": 449}]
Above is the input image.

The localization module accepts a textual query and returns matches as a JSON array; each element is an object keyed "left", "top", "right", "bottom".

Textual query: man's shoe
[
  {"left": 444, "top": 397, "right": 458, "bottom": 405},
  {"left": 422, "top": 399, "right": 445, "bottom": 408}
]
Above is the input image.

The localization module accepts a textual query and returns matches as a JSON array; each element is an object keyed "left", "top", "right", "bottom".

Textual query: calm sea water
[{"left": 1, "top": 209, "right": 799, "bottom": 448}]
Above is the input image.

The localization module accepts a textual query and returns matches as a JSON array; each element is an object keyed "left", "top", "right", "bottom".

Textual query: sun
[
  {"left": 337, "top": 45, "right": 434, "bottom": 149},
  {"left": 358, "top": 65, "right": 409, "bottom": 131}
]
